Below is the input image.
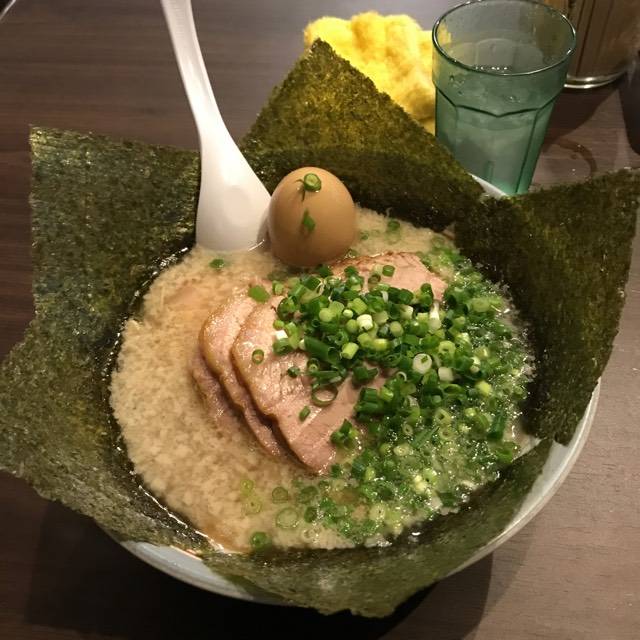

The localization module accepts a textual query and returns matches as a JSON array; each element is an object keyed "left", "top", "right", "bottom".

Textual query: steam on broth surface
[{"left": 111, "top": 209, "right": 533, "bottom": 552}]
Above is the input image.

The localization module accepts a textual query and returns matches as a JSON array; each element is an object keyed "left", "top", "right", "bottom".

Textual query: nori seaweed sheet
[
  {"left": 0, "top": 40, "right": 637, "bottom": 616},
  {"left": 456, "top": 175, "right": 639, "bottom": 442},
  {"left": 241, "top": 40, "right": 483, "bottom": 230},
  {"left": 1, "top": 128, "right": 205, "bottom": 550}
]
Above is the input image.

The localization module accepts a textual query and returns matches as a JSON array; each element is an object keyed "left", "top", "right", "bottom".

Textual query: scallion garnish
[
  {"left": 330, "top": 419, "right": 358, "bottom": 449},
  {"left": 209, "top": 257, "right": 225, "bottom": 269},
  {"left": 298, "top": 172, "right": 322, "bottom": 195},
  {"left": 299, "top": 405, "right": 311, "bottom": 421},
  {"left": 311, "top": 385, "right": 338, "bottom": 407},
  {"left": 276, "top": 507, "right": 300, "bottom": 529},
  {"left": 271, "top": 486, "right": 290, "bottom": 503},
  {"left": 301, "top": 209, "right": 316, "bottom": 233},
  {"left": 304, "top": 335, "right": 339, "bottom": 364},
  {"left": 249, "top": 531, "right": 270, "bottom": 550},
  {"left": 251, "top": 349, "right": 264, "bottom": 364},
  {"left": 248, "top": 284, "right": 269, "bottom": 303}
]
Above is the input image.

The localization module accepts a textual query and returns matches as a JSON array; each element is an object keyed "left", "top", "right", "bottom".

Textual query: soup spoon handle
[{"left": 161, "top": 0, "right": 269, "bottom": 251}]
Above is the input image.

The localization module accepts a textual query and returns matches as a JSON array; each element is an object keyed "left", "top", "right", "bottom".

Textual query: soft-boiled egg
[{"left": 267, "top": 167, "right": 356, "bottom": 267}]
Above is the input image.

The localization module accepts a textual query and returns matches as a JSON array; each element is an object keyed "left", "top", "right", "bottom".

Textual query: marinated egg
[{"left": 267, "top": 167, "right": 356, "bottom": 267}]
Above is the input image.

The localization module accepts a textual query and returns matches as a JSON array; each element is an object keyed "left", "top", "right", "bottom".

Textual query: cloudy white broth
[{"left": 110, "top": 209, "right": 534, "bottom": 552}]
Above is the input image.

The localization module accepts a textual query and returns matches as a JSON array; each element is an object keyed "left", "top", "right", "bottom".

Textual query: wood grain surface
[{"left": 0, "top": 1, "right": 638, "bottom": 638}]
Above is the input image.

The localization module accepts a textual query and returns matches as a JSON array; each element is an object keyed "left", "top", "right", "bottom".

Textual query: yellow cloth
[{"left": 304, "top": 12, "right": 436, "bottom": 132}]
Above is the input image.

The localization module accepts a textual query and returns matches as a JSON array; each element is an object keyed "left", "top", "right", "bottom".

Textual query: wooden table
[{"left": 1, "top": 1, "right": 638, "bottom": 638}]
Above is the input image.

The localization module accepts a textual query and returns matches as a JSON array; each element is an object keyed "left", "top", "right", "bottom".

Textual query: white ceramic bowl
[{"left": 121, "top": 177, "right": 598, "bottom": 603}]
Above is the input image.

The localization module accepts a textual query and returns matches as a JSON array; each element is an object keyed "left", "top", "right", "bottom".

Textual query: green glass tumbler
[{"left": 432, "top": 0, "right": 576, "bottom": 194}]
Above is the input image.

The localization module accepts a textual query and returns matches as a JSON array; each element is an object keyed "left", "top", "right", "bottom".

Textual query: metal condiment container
[{"left": 546, "top": 0, "right": 640, "bottom": 89}]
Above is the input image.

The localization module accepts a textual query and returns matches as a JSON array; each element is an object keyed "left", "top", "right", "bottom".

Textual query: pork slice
[
  {"left": 199, "top": 295, "right": 287, "bottom": 459},
  {"left": 231, "top": 296, "right": 309, "bottom": 415},
  {"left": 189, "top": 350, "right": 245, "bottom": 431},
  {"left": 338, "top": 252, "right": 447, "bottom": 299},
  {"left": 274, "top": 378, "right": 372, "bottom": 472}
]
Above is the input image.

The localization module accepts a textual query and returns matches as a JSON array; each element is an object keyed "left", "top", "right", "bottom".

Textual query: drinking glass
[{"left": 432, "top": 0, "right": 576, "bottom": 195}]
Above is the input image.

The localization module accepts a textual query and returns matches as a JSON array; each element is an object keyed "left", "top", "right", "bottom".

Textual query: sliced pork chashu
[
  {"left": 340, "top": 252, "right": 447, "bottom": 301},
  {"left": 231, "top": 296, "right": 346, "bottom": 472},
  {"left": 231, "top": 253, "right": 447, "bottom": 473},
  {"left": 198, "top": 294, "right": 287, "bottom": 459},
  {"left": 189, "top": 351, "right": 249, "bottom": 433}
]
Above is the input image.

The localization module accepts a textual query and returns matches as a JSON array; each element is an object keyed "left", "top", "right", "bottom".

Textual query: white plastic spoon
[{"left": 161, "top": 0, "right": 270, "bottom": 251}]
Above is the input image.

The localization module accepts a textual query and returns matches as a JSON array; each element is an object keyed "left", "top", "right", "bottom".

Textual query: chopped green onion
[
  {"left": 297, "top": 486, "right": 318, "bottom": 503},
  {"left": 382, "top": 264, "right": 395, "bottom": 277},
  {"left": 492, "top": 441, "right": 518, "bottom": 464},
  {"left": 272, "top": 281, "right": 284, "bottom": 295},
  {"left": 371, "top": 338, "right": 389, "bottom": 352},
  {"left": 276, "top": 507, "right": 300, "bottom": 529},
  {"left": 349, "top": 297, "right": 368, "bottom": 315},
  {"left": 243, "top": 496, "right": 262, "bottom": 515},
  {"left": 438, "top": 366, "right": 455, "bottom": 382},
  {"left": 318, "top": 308, "right": 334, "bottom": 323},
  {"left": 399, "top": 304, "right": 413, "bottom": 320},
  {"left": 412, "top": 353, "right": 432, "bottom": 374},
  {"left": 240, "top": 479, "right": 254, "bottom": 495},
  {"left": 474, "top": 346, "right": 490, "bottom": 360},
  {"left": 389, "top": 321, "right": 403, "bottom": 337},
  {"left": 356, "top": 314, "right": 373, "bottom": 331},
  {"left": 433, "top": 407, "right": 452, "bottom": 427},
  {"left": 353, "top": 365, "right": 378, "bottom": 383},
  {"left": 287, "top": 366, "right": 300, "bottom": 378},
  {"left": 300, "top": 172, "right": 322, "bottom": 193},
  {"left": 249, "top": 531, "right": 270, "bottom": 550},
  {"left": 373, "top": 310, "right": 389, "bottom": 325},
  {"left": 304, "top": 335, "right": 339, "bottom": 364},
  {"left": 470, "top": 297, "right": 491, "bottom": 313},
  {"left": 357, "top": 332, "right": 373, "bottom": 347},
  {"left": 341, "top": 342, "right": 359, "bottom": 360},
  {"left": 379, "top": 386, "right": 394, "bottom": 403},
  {"left": 386, "top": 219, "right": 400, "bottom": 232},
  {"left": 331, "top": 419, "right": 359, "bottom": 449},
  {"left": 251, "top": 349, "right": 265, "bottom": 364},
  {"left": 299, "top": 405, "right": 311, "bottom": 421},
  {"left": 393, "top": 443, "right": 412, "bottom": 457},
  {"left": 273, "top": 337, "right": 293, "bottom": 355},
  {"left": 248, "top": 284, "right": 270, "bottom": 303},
  {"left": 428, "top": 303, "right": 442, "bottom": 331},
  {"left": 304, "top": 506, "right": 318, "bottom": 522},
  {"left": 209, "top": 257, "right": 225, "bottom": 269},
  {"left": 271, "top": 486, "right": 290, "bottom": 503},
  {"left": 311, "top": 385, "right": 338, "bottom": 406},
  {"left": 345, "top": 318, "right": 359, "bottom": 334},
  {"left": 475, "top": 380, "right": 493, "bottom": 397},
  {"left": 302, "top": 275, "right": 322, "bottom": 290}
]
